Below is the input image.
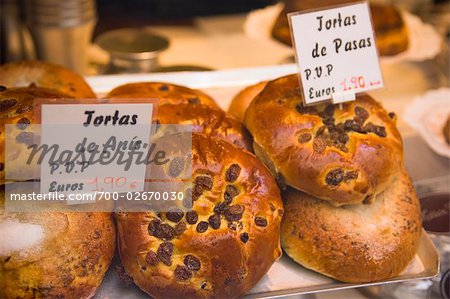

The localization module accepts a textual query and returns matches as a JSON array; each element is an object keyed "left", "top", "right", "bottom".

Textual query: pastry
[
  {"left": 244, "top": 74, "right": 403, "bottom": 206},
  {"left": 0, "top": 61, "right": 96, "bottom": 98},
  {"left": 0, "top": 86, "right": 73, "bottom": 184},
  {"left": 156, "top": 103, "right": 252, "bottom": 151},
  {"left": 370, "top": 2, "right": 409, "bottom": 56},
  {"left": 116, "top": 133, "right": 283, "bottom": 299},
  {"left": 443, "top": 115, "right": 450, "bottom": 145},
  {"left": 107, "top": 82, "right": 219, "bottom": 108},
  {"left": 0, "top": 187, "right": 115, "bottom": 298},
  {"left": 228, "top": 81, "right": 267, "bottom": 122},
  {"left": 281, "top": 169, "right": 421, "bottom": 282}
]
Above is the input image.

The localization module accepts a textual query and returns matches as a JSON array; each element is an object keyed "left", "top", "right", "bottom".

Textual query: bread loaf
[
  {"left": 228, "top": 81, "right": 267, "bottom": 122},
  {"left": 116, "top": 133, "right": 283, "bottom": 299},
  {"left": 0, "top": 187, "right": 115, "bottom": 298},
  {"left": 281, "top": 169, "right": 422, "bottom": 282},
  {"left": 244, "top": 74, "right": 403, "bottom": 206},
  {"left": 0, "top": 61, "right": 96, "bottom": 98},
  {"left": 107, "top": 82, "right": 218, "bottom": 108}
]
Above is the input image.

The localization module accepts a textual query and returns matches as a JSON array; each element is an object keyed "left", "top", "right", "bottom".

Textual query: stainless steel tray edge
[{"left": 245, "top": 229, "right": 439, "bottom": 299}]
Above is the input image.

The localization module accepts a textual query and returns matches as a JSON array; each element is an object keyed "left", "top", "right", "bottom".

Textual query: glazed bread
[
  {"left": 157, "top": 103, "right": 252, "bottom": 151},
  {"left": 370, "top": 2, "right": 409, "bottom": 56},
  {"left": 0, "top": 86, "right": 73, "bottom": 184},
  {"left": 272, "top": 1, "right": 408, "bottom": 56},
  {"left": 0, "top": 61, "right": 96, "bottom": 98},
  {"left": 444, "top": 115, "right": 450, "bottom": 145},
  {"left": 107, "top": 82, "right": 219, "bottom": 108},
  {"left": 228, "top": 81, "right": 267, "bottom": 122},
  {"left": 281, "top": 169, "right": 422, "bottom": 283},
  {"left": 244, "top": 74, "right": 403, "bottom": 206},
  {"left": 116, "top": 133, "right": 283, "bottom": 299},
  {"left": 0, "top": 188, "right": 115, "bottom": 299}
]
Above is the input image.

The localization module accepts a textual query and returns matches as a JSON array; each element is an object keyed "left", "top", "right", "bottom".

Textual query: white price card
[
  {"left": 289, "top": 1, "right": 383, "bottom": 105},
  {"left": 39, "top": 103, "right": 153, "bottom": 195}
]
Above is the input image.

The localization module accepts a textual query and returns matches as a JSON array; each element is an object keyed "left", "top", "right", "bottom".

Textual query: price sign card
[
  {"left": 39, "top": 103, "right": 154, "bottom": 195},
  {"left": 289, "top": 1, "right": 383, "bottom": 105}
]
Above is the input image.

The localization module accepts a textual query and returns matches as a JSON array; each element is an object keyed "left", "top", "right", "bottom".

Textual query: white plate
[{"left": 404, "top": 88, "right": 450, "bottom": 158}]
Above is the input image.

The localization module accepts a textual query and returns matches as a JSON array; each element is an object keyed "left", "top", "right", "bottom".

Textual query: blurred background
[
  {"left": 1, "top": 0, "right": 449, "bottom": 74},
  {"left": 1, "top": 1, "right": 449, "bottom": 299}
]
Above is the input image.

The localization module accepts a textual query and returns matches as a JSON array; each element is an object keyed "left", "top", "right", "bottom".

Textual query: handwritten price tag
[
  {"left": 289, "top": 1, "right": 383, "bottom": 105},
  {"left": 39, "top": 103, "right": 154, "bottom": 195}
]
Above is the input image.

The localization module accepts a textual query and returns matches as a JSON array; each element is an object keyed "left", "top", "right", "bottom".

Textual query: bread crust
[
  {"left": 244, "top": 74, "right": 403, "bottom": 206},
  {"left": 0, "top": 87, "right": 73, "bottom": 184},
  {"left": 116, "top": 134, "right": 283, "bottom": 299},
  {"left": 370, "top": 3, "right": 409, "bottom": 56},
  {"left": 281, "top": 169, "right": 422, "bottom": 283},
  {"left": 228, "top": 81, "right": 267, "bottom": 122},
  {"left": 157, "top": 104, "right": 252, "bottom": 151},
  {"left": 107, "top": 82, "right": 218, "bottom": 108},
  {"left": 0, "top": 188, "right": 115, "bottom": 299},
  {"left": 0, "top": 61, "right": 96, "bottom": 98},
  {"left": 443, "top": 115, "right": 450, "bottom": 145}
]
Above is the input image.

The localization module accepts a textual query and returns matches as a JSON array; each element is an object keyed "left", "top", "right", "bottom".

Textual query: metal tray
[
  {"left": 88, "top": 65, "right": 440, "bottom": 298},
  {"left": 245, "top": 230, "right": 438, "bottom": 298},
  {"left": 95, "top": 230, "right": 438, "bottom": 299}
]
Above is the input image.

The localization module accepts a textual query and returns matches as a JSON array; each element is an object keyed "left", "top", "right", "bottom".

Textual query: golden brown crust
[
  {"left": 157, "top": 104, "right": 252, "bottom": 151},
  {"left": 370, "top": 3, "right": 409, "bottom": 56},
  {"left": 116, "top": 134, "right": 283, "bottom": 299},
  {"left": 244, "top": 74, "right": 403, "bottom": 206},
  {"left": 0, "top": 188, "right": 115, "bottom": 298},
  {"left": 228, "top": 82, "right": 267, "bottom": 122},
  {"left": 443, "top": 115, "right": 450, "bottom": 145},
  {"left": 0, "top": 87, "right": 73, "bottom": 184},
  {"left": 272, "top": 1, "right": 408, "bottom": 56},
  {"left": 281, "top": 169, "right": 422, "bottom": 283},
  {"left": 107, "top": 82, "right": 218, "bottom": 108},
  {"left": 0, "top": 61, "right": 96, "bottom": 98}
]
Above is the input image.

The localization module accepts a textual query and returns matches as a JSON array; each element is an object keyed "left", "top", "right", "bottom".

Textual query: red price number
[
  {"left": 340, "top": 76, "right": 366, "bottom": 91},
  {"left": 88, "top": 176, "right": 138, "bottom": 192}
]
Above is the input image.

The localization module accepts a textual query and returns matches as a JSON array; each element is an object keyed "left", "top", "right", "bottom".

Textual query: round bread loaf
[
  {"left": 107, "top": 82, "right": 218, "bottom": 108},
  {"left": 157, "top": 103, "right": 252, "bottom": 151},
  {"left": 443, "top": 115, "right": 450, "bottom": 145},
  {"left": 272, "top": 1, "right": 408, "bottom": 56},
  {"left": 281, "top": 169, "right": 422, "bottom": 283},
  {"left": 244, "top": 74, "right": 403, "bottom": 206},
  {"left": 228, "top": 81, "right": 267, "bottom": 122},
  {"left": 370, "top": 3, "right": 409, "bottom": 56},
  {"left": 0, "top": 188, "right": 115, "bottom": 298},
  {"left": 0, "top": 61, "right": 96, "bottom": 98},
  {"left": 116, "top": 133, "right": 283, "bottom": 299},
  {"left": 0, "top": 86, "right": 73, "bottom": 184}
]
